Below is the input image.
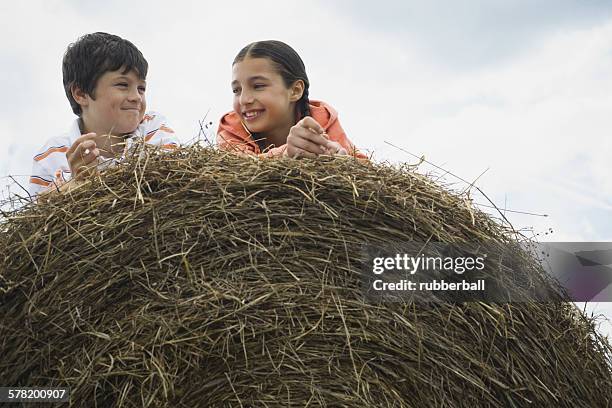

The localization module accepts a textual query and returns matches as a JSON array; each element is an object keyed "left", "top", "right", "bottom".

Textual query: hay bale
[{"left": 1, "top": 146, "right": 610, "bottom": 407}]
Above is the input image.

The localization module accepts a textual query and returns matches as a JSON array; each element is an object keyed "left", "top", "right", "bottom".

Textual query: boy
[{"left": 29, "top": 32, "right": 179, "bottom": 197}]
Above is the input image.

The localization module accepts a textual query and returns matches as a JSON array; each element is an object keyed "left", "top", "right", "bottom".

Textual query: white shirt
[{"left": 29, "top": 111, "right": 179, "bottom": 197}]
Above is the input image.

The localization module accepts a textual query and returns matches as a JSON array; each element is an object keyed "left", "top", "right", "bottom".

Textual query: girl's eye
[
  {"left": 232, "top": 88, "right": 240, "bottom": 94},
  {"left": 138, "top": 86, "right": 146, "bottom": 93},
  {"left": 254, "top": 84, "right": 266, "bottom": 89},
  {"left": 116, "top": 83, "right": 128, "bottom": 88}
]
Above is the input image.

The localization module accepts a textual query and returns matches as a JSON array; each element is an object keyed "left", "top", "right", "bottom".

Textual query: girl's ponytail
[{"left": 299, "top": 87, "right": 311, "bottom": 119}]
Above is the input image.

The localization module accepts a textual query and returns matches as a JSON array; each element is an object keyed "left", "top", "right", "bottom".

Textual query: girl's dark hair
[
  {"left": 234, "top": 40, "right": 311, "bottom": 119},
  {"left": 63, "top": 32, "right": 148, "bottom": 116}
]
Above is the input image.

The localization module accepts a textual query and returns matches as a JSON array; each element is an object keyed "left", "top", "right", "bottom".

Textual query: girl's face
[{"left": 231, "top": 57, "right": 302, "bottom": 137}]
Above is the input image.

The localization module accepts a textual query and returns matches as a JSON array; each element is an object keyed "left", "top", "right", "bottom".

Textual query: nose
[
  {"left": 127, "top": 86, "right": 142, "bottom": 103},
  {"left": 239, "top": 89, "right": 254, "bottom": 106}
]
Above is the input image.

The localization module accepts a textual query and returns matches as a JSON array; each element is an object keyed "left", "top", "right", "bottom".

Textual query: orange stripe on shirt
[
  {"left": 145, "top": 130, "right": 157, "bottom": 142},
  {"left": 34, "top": 146, "right": 69, "bottom": 162},
  {"left": 29, "top": 177, "right": 52, "bottom": 187},
  {"left": 142, "top": 114, "right": 156, "bottom": 122},
  {"left": 54, "top": 169, "right": 65, "bottom": 182},
  {"left": 161, "top": 143, "right": 178, "bottom": 150},
  {"left": 145, "top": 125, "right": 174, "bottom": 142}
]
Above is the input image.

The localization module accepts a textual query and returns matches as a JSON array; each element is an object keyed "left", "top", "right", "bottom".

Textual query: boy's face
[{"left": 78, "top": 68, "right": 146, "bottom": 135}]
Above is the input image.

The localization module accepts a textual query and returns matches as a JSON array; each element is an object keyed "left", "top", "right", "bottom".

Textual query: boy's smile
[{"left": 77, "top": 68, "right": 147, "bottom": 138}]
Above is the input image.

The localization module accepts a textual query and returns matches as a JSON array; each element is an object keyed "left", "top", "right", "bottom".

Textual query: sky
[{"left": 1, "top": 0, "right": 611, "bottom": 336}]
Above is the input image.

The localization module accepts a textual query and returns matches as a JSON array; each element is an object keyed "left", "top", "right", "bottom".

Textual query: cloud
[
  {"left": 1, "top": 1, "right": 611, "bottom": 335},
  {"left": 326, "top": 0, "right": 612, "bottom": 70},
  {"left": 344, "top": 18, "right": 612, "bottom": 243}
]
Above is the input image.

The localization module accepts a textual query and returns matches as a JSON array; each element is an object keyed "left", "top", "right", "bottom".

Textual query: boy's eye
[
  {"left": 232, "top": 88, "right": 240, "bottom": 94},
  {"left": 254, "top": 84, "right": 266, "bottom": 89},
  {"left": 138, "top": 86, "right": 146, "bottom": 93}
]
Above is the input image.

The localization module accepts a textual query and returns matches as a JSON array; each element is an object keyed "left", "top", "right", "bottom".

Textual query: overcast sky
[{"left": 1, "top": 0, "right": 611, "bottom": 336}]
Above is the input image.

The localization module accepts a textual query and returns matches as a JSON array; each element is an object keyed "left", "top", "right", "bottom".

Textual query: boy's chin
[{"left": 114, "top": 119, "right": 142, "bottom": 135}]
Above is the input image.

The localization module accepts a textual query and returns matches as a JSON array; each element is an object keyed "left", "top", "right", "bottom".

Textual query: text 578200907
[{"left": 0, "top": 387, "right": 69, "bottom": 402}]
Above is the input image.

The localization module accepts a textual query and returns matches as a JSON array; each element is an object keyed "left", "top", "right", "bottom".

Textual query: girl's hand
[
  {"left": 324, "top": 141, "right": 348, "bottom": 156},
  {"left": 66, "top": 133, "right": 101, "bottom": 180},
  {"left": 285, "top": 117, "right": 331, "bottom": 159}
]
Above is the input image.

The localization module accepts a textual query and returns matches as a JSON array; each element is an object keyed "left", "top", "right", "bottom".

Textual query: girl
[{"left": 217, "top": 40, "right": 366, "bottom": 159}]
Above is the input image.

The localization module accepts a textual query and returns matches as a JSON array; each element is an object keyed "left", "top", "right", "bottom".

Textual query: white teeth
[{"left": 244, "top": 111, "right": 261, "bottom": 118}]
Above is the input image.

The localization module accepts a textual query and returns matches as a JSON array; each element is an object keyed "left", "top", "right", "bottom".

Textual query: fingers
[
  {"left": 297, "top": 116, "right": 325, "bottom": 134},
  {"left": 285, "top": 139, "right": 348, "bottom": 158},
  {"left": 288, "top": 133, "right": 328, "bottom": 155},
  {"left": 286, "top": 118, "right": 349, "bottom": 159},
  {"left": 284, "top": 146, "right": 319, "bottom": 159},
  {"left": 66, "top": 136, "right": 101, "bottom": 179},
  {"left": 66, "top": 132, "right": 97, "bottom": 156},
  {"left": 296, "top": 118, "right": 346, "bottom": 152},
  {"left": 324, "top": 141, "right": 348, "bottom": 156},
  {"left": 287, "top": 125, "right": 329, "bottom": 156}
]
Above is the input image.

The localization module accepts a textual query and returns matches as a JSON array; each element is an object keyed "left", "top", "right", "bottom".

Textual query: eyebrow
[
  {"left": 248, "top": 75, "right": 269, "bottom": 81},
  {"left": 115, "top": 75, "right": 146, "bottom": 84},
  {"left": 231, "top": 75, "right": 270, "bottom": 85}
]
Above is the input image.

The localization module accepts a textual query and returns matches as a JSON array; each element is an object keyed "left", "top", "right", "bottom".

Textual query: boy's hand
[
  {"left": 285, "top": 117, "right": 333, "bottom": 159},
  {"left": 66, "top": 133, "right": 101, "bottom": 180}
]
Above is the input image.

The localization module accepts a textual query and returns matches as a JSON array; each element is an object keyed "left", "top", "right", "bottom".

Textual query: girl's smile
[{"left": 242, "top": 109, "right": 265, "bottom": 122}]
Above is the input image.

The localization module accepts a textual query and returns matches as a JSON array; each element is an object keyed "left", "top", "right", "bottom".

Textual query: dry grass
[{"left": 0, "top": 145, "right": 610, "bottom": 407}]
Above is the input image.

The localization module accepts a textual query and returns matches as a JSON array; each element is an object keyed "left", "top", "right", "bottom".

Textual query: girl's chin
[{"left": 244, "top": 123, "right": 268, "bottom": 134}]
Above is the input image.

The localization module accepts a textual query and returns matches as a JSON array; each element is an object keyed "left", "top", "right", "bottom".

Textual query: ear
[
  {"left": 71, "top": 85, "right": 91, "bottom": 109},
  {"left": 288, "top": 80, "right": 304, "bottom": 102}
]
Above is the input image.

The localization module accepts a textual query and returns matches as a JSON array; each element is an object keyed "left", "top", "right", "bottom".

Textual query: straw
[{"left": 1, "top": 145, "right": 610, "bottom": 407}]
